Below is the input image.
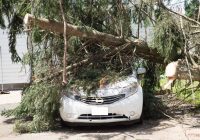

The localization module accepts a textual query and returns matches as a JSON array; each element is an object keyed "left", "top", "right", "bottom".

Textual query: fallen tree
[
  {"left": 2, "top": 0, "right": 200, "bottom": 133},
  {"left": 24, "top": 13, "right": 164, "bottom": 64},
  {"left": 24, "top": 13, "right": 200, "bottom": 83}
]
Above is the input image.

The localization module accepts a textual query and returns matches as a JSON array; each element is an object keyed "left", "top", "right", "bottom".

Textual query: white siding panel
[
  {"left": 131, "top": 24, "right": 154, "bottom": 42},
  {"left": 0, "top": 29, "right": 30, "bottom": 84}
]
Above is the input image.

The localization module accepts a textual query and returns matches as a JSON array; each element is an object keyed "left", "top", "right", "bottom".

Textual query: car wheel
[
  {"left": 137, "top": 112, "right": 143, "bottom": 124},
  {"left": 60, "top": 117, "right": 67, "bottom": 127}
]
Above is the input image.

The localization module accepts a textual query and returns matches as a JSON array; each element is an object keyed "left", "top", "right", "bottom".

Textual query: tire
[{"left": 137, "top": 112, "right": 143, "bottom": 124}]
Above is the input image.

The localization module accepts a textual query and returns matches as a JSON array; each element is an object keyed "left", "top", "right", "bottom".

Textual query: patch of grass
[
  {"left": 172, "top": 80, "right": 200, "bottom": 105},
  {"left": 157, "top": 77, "right": 200, "bottom": 105}
]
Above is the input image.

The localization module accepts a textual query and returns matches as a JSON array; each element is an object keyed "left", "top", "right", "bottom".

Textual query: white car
[{"left": 59, "top": 70, "right": 145, "bottom": 125}]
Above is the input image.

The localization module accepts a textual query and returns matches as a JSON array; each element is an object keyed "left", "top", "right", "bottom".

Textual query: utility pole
[{"left": 0, "top": 46, "right": 4, "bottom": 92}]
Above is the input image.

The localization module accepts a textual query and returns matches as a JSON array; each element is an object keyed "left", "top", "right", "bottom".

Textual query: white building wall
[
  {"left": 0, "top": 29, "right": 30, "bottom": 88},
  {"left": 131, "top": 24, "right": 153, "bottom": 42},
  {"left": 164, "top": 0, "right": 185, "bottom": 14}
]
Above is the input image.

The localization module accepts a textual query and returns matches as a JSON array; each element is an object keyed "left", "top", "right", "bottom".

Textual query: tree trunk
[
  {"left": 166, "top": 60, "right": 200, "bottom": 81},
  {"left": 176, "top": 65, "right": 200, "bottom": 81},
  {"left": 163, "top": 60, "right": 200, "bottom": 89},
  {"left": 24, "top": 13, "right": 164, "bottom": 64}
]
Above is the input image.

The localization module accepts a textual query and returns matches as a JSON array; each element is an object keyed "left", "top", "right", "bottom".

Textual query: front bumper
[{"left": 59, "top": 86, "right": 143, "bottom": 124}]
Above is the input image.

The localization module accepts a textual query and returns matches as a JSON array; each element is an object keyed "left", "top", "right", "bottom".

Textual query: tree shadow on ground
[
  {"left": 3, "top": 117, "right": 16, "bottom": 124},
  {"left": 55, "top": 118, "right": 175, "bottom": 140}
]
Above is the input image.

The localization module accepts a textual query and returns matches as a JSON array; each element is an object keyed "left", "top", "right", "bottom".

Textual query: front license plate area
[{"left": 92, "top": 107, "right": 108, "bottom": 115}]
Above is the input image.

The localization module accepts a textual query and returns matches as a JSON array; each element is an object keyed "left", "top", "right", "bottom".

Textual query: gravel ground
[{"left": 0, "top": 91, "right": 199, "bottom": 140}]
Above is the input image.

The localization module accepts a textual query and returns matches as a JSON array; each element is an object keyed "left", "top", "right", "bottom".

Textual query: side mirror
[{"left": 137, "top": 67, "right": 146, "bottom": 75}]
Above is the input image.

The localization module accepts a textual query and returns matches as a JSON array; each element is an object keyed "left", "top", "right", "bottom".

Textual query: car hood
[{"left": 77, "top": 75, "right": 138, "bottom": 97}]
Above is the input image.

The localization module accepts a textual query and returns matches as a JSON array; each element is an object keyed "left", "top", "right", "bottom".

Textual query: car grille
[
  {"left": 78, "top": 113, "right": 128, "bottom": 120},
  {"left": 75, "top": 94, "right": 125, "bottom": 105}
]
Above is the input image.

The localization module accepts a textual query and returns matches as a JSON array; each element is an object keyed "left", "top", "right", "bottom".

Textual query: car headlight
[
  {"left": 120, "top": 82, "right": 138, "bottom": 97},
  {"left": 66, "top": 93, "right": 76, "bottom": 100},
  {"left": 63, "top": 91, "right": 78, "bottom": 100}
]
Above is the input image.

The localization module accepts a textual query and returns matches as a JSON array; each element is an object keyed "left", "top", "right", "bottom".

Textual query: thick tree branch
[
  {"left": 24, "top": 14, "right": 125, "bottom": 46},
  {"left": 24, "top": 13, "right": 165, "bottom": 64},
  {"left": 59, "top": 0, "right": 68, "bottom": 85}
]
